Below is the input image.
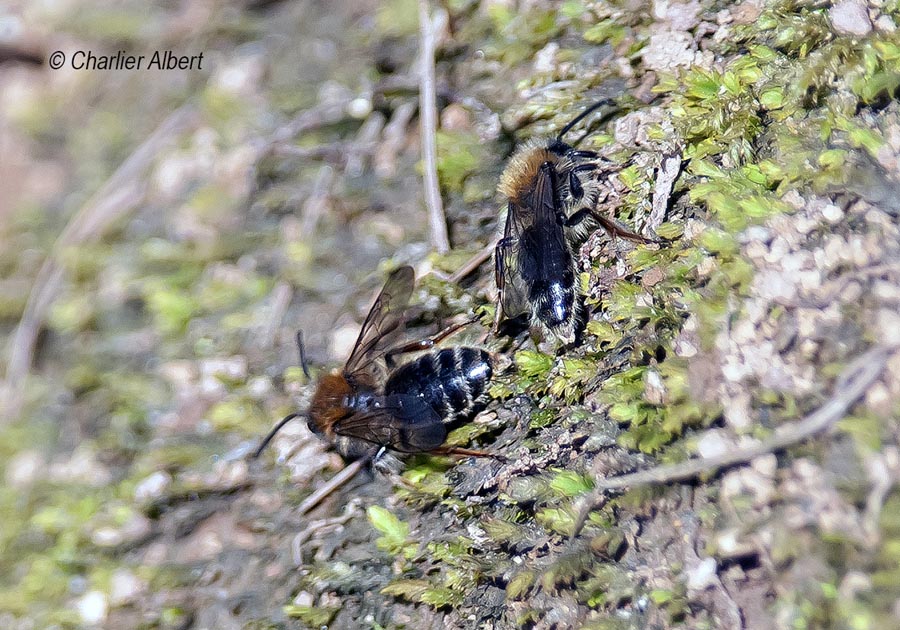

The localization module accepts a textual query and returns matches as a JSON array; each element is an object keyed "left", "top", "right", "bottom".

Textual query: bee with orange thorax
[
  {"left": 255, "top": 266, "right": 495, "bottom": 462},
  {"left": 493, "top": 99, "right": 656, "bottom": 344}
]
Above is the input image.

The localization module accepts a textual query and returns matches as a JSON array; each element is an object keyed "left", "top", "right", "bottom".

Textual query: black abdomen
[{"left": 384, "top": 347, "right": 492, "bottom": 423}]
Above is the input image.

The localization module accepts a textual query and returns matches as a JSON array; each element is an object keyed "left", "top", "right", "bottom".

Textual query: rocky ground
[{"left": 2, "top": 0, "right": 900, "bottom": 628}]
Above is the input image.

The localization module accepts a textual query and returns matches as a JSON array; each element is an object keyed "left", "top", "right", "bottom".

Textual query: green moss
[
  {"left": 6, "top": 0, "right": 900, "bottom": 626},
  {"left": 548, "top": 470, "right": 593, "bottom": 498},
  {"left": 483, "top": 6, "right": 563, "bottom": 65},
  {"left": 64, "top": 6, "right": 150, "bottom": 41},
  {"left": 142, "top": 280, "right": 199, "bottom": 336},
  {"left": 284, "top": 604, "right": 340, "bottom": 626},
  {"left": 375, "top": 0, "right": 419, "bottom": 36},
  {"left": 206, "top": 396, "right": 269, "bottom": 436},
  {"left": 535, "top": 506, "right": 576, "bottom": 536},
  {"left": 482, "top": 516, "right": 524, "bottom": 546},
  {"left": 434, "top": 130, "right": 485, "bottom": 194},
  {"left": 47, "top": 292, "right": 97, "bottom": 333},
  {"left": 367, "top": 506, "right": 415, "bottom": 559},
  {"left": 576, "top": 563, "right": 634, "bottom": 608},
  {"left": 506, "top": 570, "right": 536, "bottom": 600}
]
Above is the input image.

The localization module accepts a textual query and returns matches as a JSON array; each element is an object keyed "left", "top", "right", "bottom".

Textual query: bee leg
[
  {"left": 566, "top": 208, "right": 658, "bottom": 244},
  {"left": 430, "top": 445, "right": 506, "bottom": 462},
  {"left": 491, "top": 297, "right": 504, "bottom": 336},
  {"left": 568, "top": 171, "right": 585, "bottom": 202},
  {"left": 372, "top": 446, "right": 405, "bottom": 476},
  {"left": 384, "top": 318, "right": 477, "bottom": 367}
]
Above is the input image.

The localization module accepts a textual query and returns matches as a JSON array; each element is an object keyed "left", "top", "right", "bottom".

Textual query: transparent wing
[
  {"left": 330, "top": 394, "right": 447, "bottom": 453},
  {"left": 496, "top": 206, "right": 530, "bottom": 319},
  {"left": 497, "top": 163, "right": 570, "bottom": 319},
  {"left": 344, "top": 266, "right": 415, "bottom": 378},
  {"left": 528, "top": 162, "right": 570, "bottom": 282}
]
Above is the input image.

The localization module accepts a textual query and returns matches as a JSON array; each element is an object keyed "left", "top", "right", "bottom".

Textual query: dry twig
[
  {"left": 297, "top": 458, "right": 367, "bottom": 515},
  {"left": 291, "top": 503, "right": 360, "bottom": 566},
  {"left": 573, "top": 345, "right": 891, "bottom": 536},
  {"left": 447, "top": 239, "right": 499, "bottom": 284},
  {"left": 418, "top": 0, "right": 450, "bottom": 254}
]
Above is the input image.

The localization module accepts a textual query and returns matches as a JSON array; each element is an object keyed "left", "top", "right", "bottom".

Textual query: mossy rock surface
[{"left": 2, "top": 1, "right": 900, "bottom": 629}]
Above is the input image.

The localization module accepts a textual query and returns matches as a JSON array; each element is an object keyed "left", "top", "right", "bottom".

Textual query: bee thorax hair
[
  {"left": 308, "top": 373, "right": 354, "bottom": 436},
  {"left": 497, "top": 139, "right": 559, "bottom": 202}
]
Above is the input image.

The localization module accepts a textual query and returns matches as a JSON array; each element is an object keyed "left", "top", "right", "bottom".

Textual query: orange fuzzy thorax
[
  {"left": 309, "top": 372, "right": 353, "bottom": 436},
  {"left": 497, "top": 139, "right": 558, "bottom": 203}
]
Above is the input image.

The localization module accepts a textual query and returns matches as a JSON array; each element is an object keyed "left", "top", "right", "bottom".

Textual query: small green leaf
[
  {"left": 818, "top": 149, "right": 846, "bottom": 168},
  {"left": 847, "top": 126, "right": 884, "bottom": 155},
  {"left": 367, "top": 505, "right": 410, "bottom": 555},
  {"left": 650, "top": 589, "right": 674, "bottom": 605},
  {"left": 699, "top": 228, "right": 737, "bottom": 255},
  {"left": 549, "top": 470, "right": 594, "bottom": 497},
  {"left": 749, "top": 45, "right": 777, "bottom": 61},
  {"left": 506, "top": 570, "right": 535, "bottom": 599},
  {"left": 515, "top": 350, "right": 553, "bottom": 378},
  {"left": 381, "top": 579, "right": 430, "bottom": 600},
  {"left": 655, "top": 222, "right": 684, "bottom": 240},
  {"left": 283, "top": 605, "right": 338, "bottom": 626},
  {"left": 759, "top": 87, "right": 783, "bottom": 110},
  {"left": 535, "top": 506, "right": 575, "bottom": 536}
]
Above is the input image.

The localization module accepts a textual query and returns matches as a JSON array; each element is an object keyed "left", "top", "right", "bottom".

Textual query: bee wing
[
  {"left": 330, "top": 394, "right": 447, "bottom": 453},
  {"left": 530, "top": 161, "right": 570, "bottom": 271},
  {"left": 496, "top": 212, "right": 529, "bottom": 318},
  {"left": 344, "top": 266, "right": 415, "bottom": 378},
  {"left": 497, "top": 163, "right": 568, "bottom": 320}
]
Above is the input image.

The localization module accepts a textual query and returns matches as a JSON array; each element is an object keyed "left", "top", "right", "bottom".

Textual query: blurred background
[{"left": 0, "top": 0, "right": 513, "bottom": 626}]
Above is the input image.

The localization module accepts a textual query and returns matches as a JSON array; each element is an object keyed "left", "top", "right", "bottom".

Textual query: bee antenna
[
  {"left": 252, "top": 412, "right": 305, "bottom": 459},
  {"left": 296, "top": 330, "right": 311, "bottom": 379},
  {"left": 556, "top": 98, "right": 616, "bottom": 143}
]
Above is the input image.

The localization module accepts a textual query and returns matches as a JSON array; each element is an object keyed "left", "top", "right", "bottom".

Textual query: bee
[
  {"left": 254, "top": 266, "right": 495, "bottom": 461},
  {"left": 493, "top": 99, "right": 656, "bottom": 344}
]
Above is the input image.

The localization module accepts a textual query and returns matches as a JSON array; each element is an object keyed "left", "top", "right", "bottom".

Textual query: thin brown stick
[
  {"left": 418, "top": 0, "right": 449, "bottom": 254},
  {"left": 2, "top": 106, "right": 197, "bottom": 422},
  {"left": 573, "top": 345, "right": 891, "bottom": 536},
  {"left": 297, "top": 458, "right": 367, "bottom": 515},
  {"left": 447, "top": 239, "right": 499, "bottom": 284}
]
